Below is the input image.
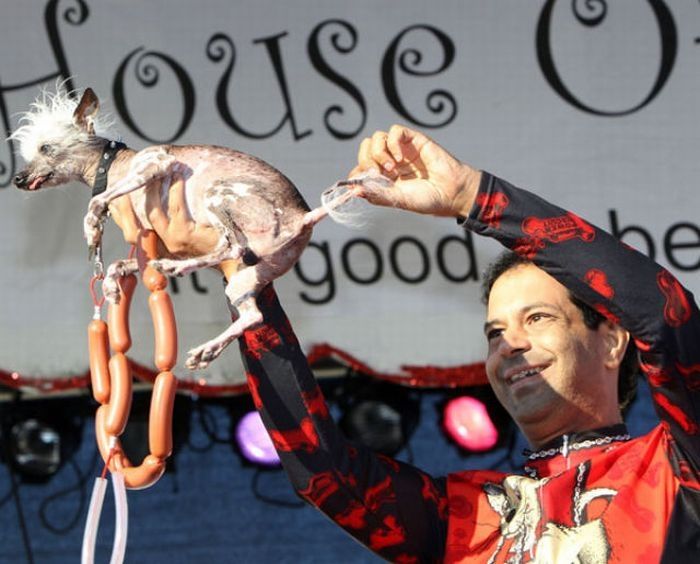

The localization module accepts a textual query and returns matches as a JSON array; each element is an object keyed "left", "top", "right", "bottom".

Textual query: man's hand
[
  {"left": 145, "top": 174, "right": 220, "bottom": 257},
  {"left": 349, "top": 125, "right": 481, "bottom": 218}
]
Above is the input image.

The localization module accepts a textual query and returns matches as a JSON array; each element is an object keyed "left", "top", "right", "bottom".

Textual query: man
[{"left": 155, "top": 125, "right": 700, "bottom": 561}]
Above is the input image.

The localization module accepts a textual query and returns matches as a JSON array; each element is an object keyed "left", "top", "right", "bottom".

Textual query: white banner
[{"left": 0, "top": 0, "right": 698, "bottom": 385}]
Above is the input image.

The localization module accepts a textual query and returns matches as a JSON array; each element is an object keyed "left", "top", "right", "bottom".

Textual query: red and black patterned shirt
[{"left": 240, "top": 172, "right": 700, "bottom": 562}]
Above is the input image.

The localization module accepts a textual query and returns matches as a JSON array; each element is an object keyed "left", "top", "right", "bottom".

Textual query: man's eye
[
  {"left": 486, "top": 329, "right": 503, "bottom": 341},
  {"left": 529, "top": 313, "right": 550, "bottom": 323}
]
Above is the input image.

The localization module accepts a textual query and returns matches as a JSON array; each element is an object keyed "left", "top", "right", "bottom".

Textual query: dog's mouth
[{"left": 27, "top": 173, "right": 54, "bottom": 191}]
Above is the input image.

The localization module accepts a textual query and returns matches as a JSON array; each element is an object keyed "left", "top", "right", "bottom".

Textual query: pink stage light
[
  {"left": 235, "top": 411, "right": 281, "bottom": 467},
  {"left": 443, "top": 396, "right": 499, "bottom": 452}
]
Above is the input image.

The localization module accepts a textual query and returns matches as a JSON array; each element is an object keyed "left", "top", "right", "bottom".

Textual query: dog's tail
[{"left": 314, "top": 171, "right": 392, "bottom": 228}]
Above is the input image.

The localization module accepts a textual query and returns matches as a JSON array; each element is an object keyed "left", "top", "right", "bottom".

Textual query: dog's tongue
[{"left": 28, "top": 176, "right": 43, "bottom": 191}]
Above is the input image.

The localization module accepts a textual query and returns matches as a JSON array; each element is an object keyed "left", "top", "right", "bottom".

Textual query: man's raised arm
[{"left": 353, "top": 125, "right": 700, "bottom": 473}]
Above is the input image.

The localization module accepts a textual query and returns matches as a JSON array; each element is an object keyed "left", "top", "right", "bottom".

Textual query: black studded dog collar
[{"left": 91, "top": 140, "right": 126, "bottom": 197}]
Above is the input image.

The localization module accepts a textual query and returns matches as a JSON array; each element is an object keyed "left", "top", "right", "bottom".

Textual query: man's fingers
[
  {"left": 348, "top": 165, "right": 363, "bottom": 179},
  {"left": 354, "top": 125, "right": 432, "bottom": 182},
  {"left": 388, "top": 125, "right": 427, "bottom": 165},
  {"left": 145, "top": 178, "right": 169, "bottom": 232},
  {"left": 167, "top": 174, "right": 193, "bottom": 224},
  {"left": 357, "top": 131, "right": 398, "bottom": 173},
  {"left": 356, "top": 137, "right": 373, "bottom": 171},
  {"left": 369, "top": 130, "right": 397, "bottom": 173},
  {"left": 386, "top": 125, "right": 411, "bottom": 162}
]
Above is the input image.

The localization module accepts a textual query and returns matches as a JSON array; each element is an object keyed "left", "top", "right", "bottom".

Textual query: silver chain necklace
[{"left": 526, "top": 433, "right": 631, "bottom": 461}]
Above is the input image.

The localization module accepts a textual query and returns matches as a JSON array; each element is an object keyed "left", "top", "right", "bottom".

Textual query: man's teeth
[{"left": 510, "top": 367, "right": 542, "bottom": 383}]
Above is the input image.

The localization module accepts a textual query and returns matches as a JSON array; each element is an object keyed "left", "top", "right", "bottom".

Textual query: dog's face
[{"left": 12, "top": 88, "right": 102, "bottom": 191}]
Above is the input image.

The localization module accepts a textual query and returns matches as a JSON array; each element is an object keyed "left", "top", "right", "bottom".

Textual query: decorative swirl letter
[
  {"left": 381, "top": 25, "right": 457, "bottom": 128},
  {"left": 308, "top": 19, "right": 366, "bottom": 140},
  {"left": 536, "top": 0, "right": 677, "bottom": 116},
  {"left": 113, "top": 48, "right": 195, "bottom": 143},
  {"left": 208, "top": 32, "right": 311, "bottom": 140},
  {"left": 572, "top": 0, "right": 607, "bottom": 26}
]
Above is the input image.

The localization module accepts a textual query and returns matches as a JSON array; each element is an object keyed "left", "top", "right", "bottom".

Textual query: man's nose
[{"left": 499, "top": 326, "right": 531, "bottom": 356}]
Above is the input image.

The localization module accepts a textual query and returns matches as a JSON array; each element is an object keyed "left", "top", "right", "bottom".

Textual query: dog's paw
[
  {"left": 83, "top": 215, "right": 103, "bottom": 248},
  {"left": 102, "top": 276, "right": 122, "bottom": 305},
  {"left": 87, "top": 197, "right": 109, "bottom": 219},
  {"left": 185, "top": 342, "right": 227, "bottom": 371},
  {"left": 84, "top": 199, "right": 108, "bottom": 247},
  {"left": 103, "top": 260, "right": 134, "bottom": 304}
]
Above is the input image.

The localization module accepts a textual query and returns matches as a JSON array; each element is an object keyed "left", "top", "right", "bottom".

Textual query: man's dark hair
[{"left": 481, "top": 251, "right": 639, "bottom": 412}]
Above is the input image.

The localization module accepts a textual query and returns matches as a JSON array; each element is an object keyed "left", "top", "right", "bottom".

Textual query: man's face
[{"left": 484, "top": 264, "right": 620, "bottom": 443}]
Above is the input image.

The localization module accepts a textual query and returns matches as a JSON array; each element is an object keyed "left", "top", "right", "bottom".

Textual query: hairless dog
[{"left": 12, "top": 86, "right": 389, "bottom": 370}]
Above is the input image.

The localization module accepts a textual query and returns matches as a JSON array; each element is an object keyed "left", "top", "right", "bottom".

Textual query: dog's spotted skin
[{"left": 12, "top": 87, "right": 384, "bottom": 370}]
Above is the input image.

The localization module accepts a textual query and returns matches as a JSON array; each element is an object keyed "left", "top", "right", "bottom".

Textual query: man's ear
[
  {"left": 601, "top": 321, "right": 630, "bottom": 370},
  {"left": 73, "top": 88, "right": 99, "bottom": 135}
]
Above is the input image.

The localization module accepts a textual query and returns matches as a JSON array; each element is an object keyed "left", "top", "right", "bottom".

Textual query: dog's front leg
[{"left": 84, "top": 149, "right": 181, "bottom": 248}]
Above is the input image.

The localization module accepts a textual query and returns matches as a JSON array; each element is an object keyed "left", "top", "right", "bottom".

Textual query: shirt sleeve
[
  {"left": 239, "top": 285, "right": 448, "bottom": 563},
  {"left": 462, "top": 172, "right": 700, "bottom": 475}
]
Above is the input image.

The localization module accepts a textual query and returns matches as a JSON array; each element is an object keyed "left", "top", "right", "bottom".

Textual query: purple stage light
[{"left": 235, "top": 411, "right": 281, "bottom": 467}]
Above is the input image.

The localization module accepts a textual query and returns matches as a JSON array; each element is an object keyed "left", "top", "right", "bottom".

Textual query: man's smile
[{"left": 502, "top": 364, "right": 550, "bottom": 387}]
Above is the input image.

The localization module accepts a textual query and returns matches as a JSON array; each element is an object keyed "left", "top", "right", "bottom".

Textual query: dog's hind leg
[
  {"left": 184, "top": 224, "right": 313, "bottom": 370},
  {"left": 182, "top": 186, "right": 311, "bottom": 370},
  {"left": 185, "top": 265, "right": 265, "bottom": 370}
]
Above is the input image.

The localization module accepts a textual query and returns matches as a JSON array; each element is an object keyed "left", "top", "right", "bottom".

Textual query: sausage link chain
[{"left": 87, "top": 230, "right": 178, "bottom": 489}]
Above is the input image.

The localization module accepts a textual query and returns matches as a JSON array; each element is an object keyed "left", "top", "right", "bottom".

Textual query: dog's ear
[{"left": 73, "top": 88, "right": 99, "bottom": 135}]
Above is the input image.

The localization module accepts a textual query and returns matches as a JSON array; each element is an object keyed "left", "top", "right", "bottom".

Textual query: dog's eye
[{"left": 39, "top": 144, "right": 52, "bottom": 155}]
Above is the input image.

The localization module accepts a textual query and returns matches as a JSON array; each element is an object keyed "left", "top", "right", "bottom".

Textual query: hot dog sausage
[
  {"left": 149, "top": 371, "right": 177, "bottom": 458},
  {"left": 121, "top": 455, "right": 166, "bottom": 490},
  {"left": 149, "top": 291, "right": 178, "bottom": 372},
  {"left": 105, "top": 353, "right": 132, "bottom": 436},
  {"left": 107, "top": 274, "right": 137, "bottom": 353},
  {"left": 88, "top": 319, "right": 110, "bottom": 404}
]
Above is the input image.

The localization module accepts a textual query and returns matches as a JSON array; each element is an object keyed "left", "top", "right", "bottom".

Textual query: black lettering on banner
[
  {"left": 307, "top": 19, "right": 366, "bottom": 140},
  {"left": 207, "top": 32, "right": 311, "bottom": 140},
  {"left": 294, "top": 241, "right": 336, "bottom": 304},
  {"left": 167, "top": 273, "right": 209, "bottom": 295},
  {"left": 436, "top": 231, "right": 479, "bottom": 282},
  {"left": 190, "top": 272, "right": 209, "bottom": 294},
  {"left": 341, "top": 238, "right": 383, "bottom": 284},
  {"left": 0, "top": 0, "right": 89, "bottom": 188},
  {"left": 536, "top": 0, "right": 677, "bottom": 116},
  {"left": 113, "top": 48, "right": 195, "bottom": 143},
  {"left": 609, "top": 209, "right": 656, "bottom": 259},
  {"left": 295, "top": 232, "right": 482, "bottom": 304},
  {"left": 663, "top": 222, "right": 700, "bottom": 271},
  {"left": 389, "top": 236, "right": 430, "bottom": 283},
  {"left": 381, "top": 24, "right": 457, "bottom": 128},
  {"left": 609, "top": 210, "right": 700, "bottom": 271}
]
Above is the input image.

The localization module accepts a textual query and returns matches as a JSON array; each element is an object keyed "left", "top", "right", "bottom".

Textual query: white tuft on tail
[
  {"left": 320, "top": 181, "right": 369, "bottom": 228},
  {"left": 319, "top": 170, "right": 393, "bottom": 228}
]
